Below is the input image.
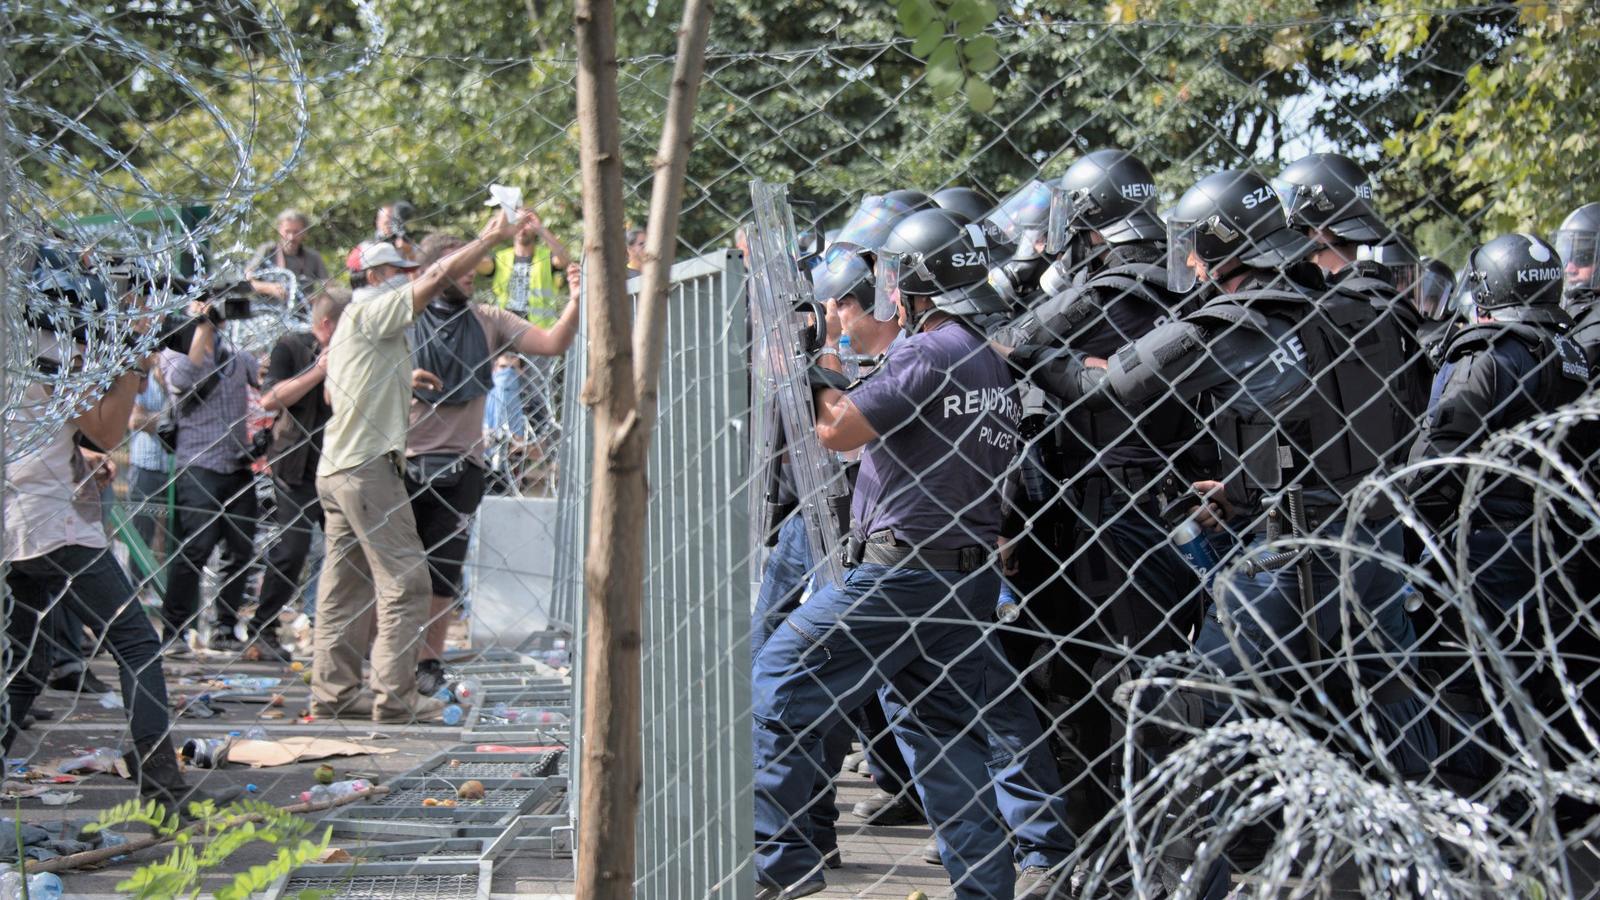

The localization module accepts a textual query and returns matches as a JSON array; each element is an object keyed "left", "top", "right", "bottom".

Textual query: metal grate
[{"left": 280, "top": 873, "right": 480, "bottom": 900}]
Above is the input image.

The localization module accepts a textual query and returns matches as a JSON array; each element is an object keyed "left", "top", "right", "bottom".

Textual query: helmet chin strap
[{"left": 900, "top": 296, "right": 935, "bottom": 337}]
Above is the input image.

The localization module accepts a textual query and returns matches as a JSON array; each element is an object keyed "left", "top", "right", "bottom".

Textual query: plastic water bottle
[
  {"left": 995, "top": 583, "right": 1021, "bottom": 624},
  {"left": 244, "top": 726, "right": 269, "bottom": 740},
  {"left": 518, "top": 709, "right": 569, "bottom": 725},
  {"left": 837, "top": 334, "right": 860, "bottom": 381},
  {"left": 60, "top": 747, "right": 120, "bottom": 774},
  {"left": 100, "top": 829, "right": 128, "bottom": 861},
  {"left": 0, "top": 865, "right": 22, "bottom": 900},
  {"left": 441, "top": 704, "right": 464, "bottom": 726},
  {"left": 26, "top": 873, "right": 63, "bottom": 900},
  {"left": 1170, "top": 517, "right": 1219, "bottom": 583},
  {"left": 451, "top": 678, "right": 481, "bottom": 704},
  {"left": 1400, "top": 583, "right": 1422, "bottom": 613},
  {"left": 300, "top": 778, "right": 371, "bottom": 805}
]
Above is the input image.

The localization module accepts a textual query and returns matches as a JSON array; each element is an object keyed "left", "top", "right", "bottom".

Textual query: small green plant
[{"left": 83, "top": 797, "right": 332, "bottom": 900}]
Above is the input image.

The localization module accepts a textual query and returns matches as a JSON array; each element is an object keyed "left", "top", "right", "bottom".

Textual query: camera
[{"left": 156, "top": 278, "right": 259, "bottom": 353}]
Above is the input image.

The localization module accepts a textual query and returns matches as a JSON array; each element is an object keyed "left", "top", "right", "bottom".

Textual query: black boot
[{"left": 124, "top": 741, "right": 246, "bottom": 826}]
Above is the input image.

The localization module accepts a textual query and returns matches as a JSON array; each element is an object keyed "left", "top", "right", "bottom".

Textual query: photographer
[
  {"left": 247, "top": 287, "right": 348, "bottom": 660},
  {"left": 6, "top": 251, "right": 239, "bottom": 815},
  {"left": 156, "top": 291, "right": 262, "bottom": 654},
  {"left": 248, "top": 208, "right": 329, "bottom": 304}
]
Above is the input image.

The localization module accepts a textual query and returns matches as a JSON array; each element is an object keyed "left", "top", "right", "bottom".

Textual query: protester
[
  {"left": 312, "top": 209, "right": 530, "bottom": 724},
  {"left": 405, "top": 230, "right": 581, "bottom": 695}
]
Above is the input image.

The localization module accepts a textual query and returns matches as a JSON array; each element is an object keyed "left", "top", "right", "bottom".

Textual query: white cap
[{"left": 359, "top": 241, "right": 419, "bottom": 271}]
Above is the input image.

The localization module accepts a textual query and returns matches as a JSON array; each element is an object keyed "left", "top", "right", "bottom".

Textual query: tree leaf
[
  {"left": 965, "top": 77, "right": 996, "bottom": 113},
  {"left": 964, "top": 35, "right": 1001, "bottom": 72},
  {"left": 911, "top": 22, "right": 945, "bottom": 59}
]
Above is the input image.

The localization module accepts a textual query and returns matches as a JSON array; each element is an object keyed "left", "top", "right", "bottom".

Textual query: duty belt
[{"left": 848, "top": 530, "right": 990, "bottom": 574}]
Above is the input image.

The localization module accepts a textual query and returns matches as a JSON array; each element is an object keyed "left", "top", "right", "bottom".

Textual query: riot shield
[{"left": 747, "top": 179, "right": 848, "bottom": 587}]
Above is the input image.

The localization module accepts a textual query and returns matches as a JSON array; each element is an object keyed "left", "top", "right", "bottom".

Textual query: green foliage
[
  {"left": 85, "top": 797, "right": 331, "bottom": 900},
  {"left": 1336, "top": 0, "right": 1600, "bottom": 243},
  {"left": 895, "top": 0, "right": 1001, "bottom": 111}
]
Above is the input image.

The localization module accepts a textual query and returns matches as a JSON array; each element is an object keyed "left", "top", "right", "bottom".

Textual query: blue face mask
[{"left": 492, "top": 367, "right": 520, "bottom": 389}]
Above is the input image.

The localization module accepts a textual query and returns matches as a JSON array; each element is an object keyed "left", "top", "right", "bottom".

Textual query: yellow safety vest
[{"left": 490, "top": 245, "right": 560, "bottom": 329}]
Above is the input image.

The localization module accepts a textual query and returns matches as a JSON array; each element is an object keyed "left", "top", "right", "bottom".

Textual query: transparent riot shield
[{"left": 748, "top": 179, "right": 848, "bottom": 586}]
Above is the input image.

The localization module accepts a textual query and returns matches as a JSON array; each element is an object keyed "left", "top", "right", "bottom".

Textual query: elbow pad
[{"left": 1104, "top": 322, "right": 1205, "bottom": 406}]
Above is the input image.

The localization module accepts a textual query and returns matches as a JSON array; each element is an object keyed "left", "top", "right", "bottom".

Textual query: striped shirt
[{"left": 158, "top": 343, "right": 258, "bottom": 474}]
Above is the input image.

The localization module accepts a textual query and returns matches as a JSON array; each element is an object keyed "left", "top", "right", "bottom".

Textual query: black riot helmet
[
  {"left": 1355, "top": 233, "right": 1420, "bottom": 292},
  {"left": 811, "top": 246, "right": 874, "bottom": 308},
  {"left": 1166, "top": 169, "right": 1309, "bottom": 292},
  {"left": 1553, "top": 201, "right": 1600, "bottom": 295},
  {"left": 982, "top": 179, "right": 1053, "bottom": 260},
  {"left": 831, "top": 190, "right": 934, "bottom": 255},
  {"left": 1272, "top": 153, "right": 1387, "bottom": 244},
  {"left": 1046, "top": 149, "right": 1165, "bottom": 252},
  {"left": 874, "top": 209, "right": 1007, "bottom": 331},
  {"left": 1464, "top": 233, "right": 1565, "bottom": 313},
  {"left": 932, "top": 187, "right": 992, "bottom": 224}
]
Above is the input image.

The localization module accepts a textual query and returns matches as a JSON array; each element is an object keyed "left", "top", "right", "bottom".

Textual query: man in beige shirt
[
  {"left": 313, "top": 210, "right": 529, "bottom": 723},
  {"left": 401, "top": 233, "right": 580, "bottom": 696}
]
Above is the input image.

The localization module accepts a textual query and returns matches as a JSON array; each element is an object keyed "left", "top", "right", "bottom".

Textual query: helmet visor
[
  {"left": 987, "top": 180, "right": 1052, "bottom": 245},
  {"left": 873, "top": 252, "right": 903, "bottom": 322},
  {"left": 1555, "top": 228, "right": 1599, "bottom": 292},
  {"left": 836, "top": 194, "right": 923, "bottom": 252},
  {"left": 1166, "top": 218, "right": 1201, "bottom": 293},
  {"left": 1413, "top": 265, "right": 1455, "bottom": 320},
  {"left": 1356, "top": 244, "right": 1419, "bottom": 299},
  {"left": 1045, "top": 184, "right": 1078, "bottom": 256}
]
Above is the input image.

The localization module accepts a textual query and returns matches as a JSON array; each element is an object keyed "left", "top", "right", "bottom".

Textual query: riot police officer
[
  {"left": 1006, "top": 168, "right": 1437, "bottom": 898},
  {"left": 1274, "top": 152, "right": 1431, "bottom": 461},
  {"left": 1412, "top": 257, "right": 1460, "bottom": 356},
  {"left": 1409, "top": 234, "right": 1595, "bottom": 796},
  {"left": 1556, "top": 202, "right": 1600, "bottom": 355},
  {"left": 933, "top": 185, "right": 994, "bottom": 224},
  {"left": 990, "top": 148, "right": 1209, "bottom": 840},
  {"left": 752, "top": 209, "right": 1047, "bottom": 899}
]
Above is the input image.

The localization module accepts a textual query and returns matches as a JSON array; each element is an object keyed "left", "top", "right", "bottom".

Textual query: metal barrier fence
[{"left": 6, "top": 1, "right": 1600, "bottom": 897}]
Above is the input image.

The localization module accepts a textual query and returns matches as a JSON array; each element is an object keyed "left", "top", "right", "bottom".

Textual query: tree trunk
[{"left": 572, "top": 0, "right": 714, "bottom": 897}]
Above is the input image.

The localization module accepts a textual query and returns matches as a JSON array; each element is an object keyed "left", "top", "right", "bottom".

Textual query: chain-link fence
[{"left": 5, "top": 0, "right": 1600, "bottom": 896}]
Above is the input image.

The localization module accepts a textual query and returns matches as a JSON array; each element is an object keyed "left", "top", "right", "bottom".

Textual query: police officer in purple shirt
[{"left": 752, "top": 210, "right": 1034, "bottom": 900}]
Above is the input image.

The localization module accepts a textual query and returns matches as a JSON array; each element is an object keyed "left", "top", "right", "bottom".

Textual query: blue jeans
[
  {"left": 753, "top": 562, "right": 1013, "bottom": 898},
  {"left": 750, "top": 515, "right": 851, "bottom": 853},
  {"left": 1190, "top": 515, "right": 1436, "bottom": 898}
]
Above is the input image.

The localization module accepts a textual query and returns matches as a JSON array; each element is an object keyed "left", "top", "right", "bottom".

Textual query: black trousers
[
  {"left": 163, "top": 466, "right": 258, "bottom": 636},
  {"left": 5, "top": 545, "right": 172, "bottom": 752},
  {"left": 250, "top": 476, "right": 322, "bottom": 641}
]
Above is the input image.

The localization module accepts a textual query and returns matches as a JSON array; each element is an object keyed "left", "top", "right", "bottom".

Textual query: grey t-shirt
[{"left": 847, "top": 320, "right": 1020, "bottom": 551}]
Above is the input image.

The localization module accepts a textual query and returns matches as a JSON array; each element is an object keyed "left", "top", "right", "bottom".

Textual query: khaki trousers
[{"left": 312, "top": 455, "right": 431, "bottom": 718}]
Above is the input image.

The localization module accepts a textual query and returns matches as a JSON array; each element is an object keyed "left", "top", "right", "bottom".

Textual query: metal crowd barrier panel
[{"left": 562, "top": 249, "right": 756, "bottom": 898}]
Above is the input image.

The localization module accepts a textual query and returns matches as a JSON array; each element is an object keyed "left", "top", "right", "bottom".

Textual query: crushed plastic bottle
[
  {"left": 218, "top": 676, "right": 281, "bottom": 691},
  {"left": 59, "top": 747, "right": 120, "bottom": 775},
  {"left": 0, "top": 865, "right": 20, "bottom": 900},
  {"left": 441, "top": 704, "right": 464, "bottom": 727},
  {"left": 244, "top": 726, "right": 269, "bottom": 740},
  {"left": 100, "top": 829, "right": 129, "bottom": 861},
  {"left": 299, "top": 778, "right": 372, "bottom": 805},
  {"left": 27, "top": 871, "right": 64, "bottom": 900}
]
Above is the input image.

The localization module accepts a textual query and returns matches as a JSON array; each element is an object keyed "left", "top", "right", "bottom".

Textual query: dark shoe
[
  {"left": 851, "top": 789, "right": 922, "bottom": 825},
  {"left": 754, "top": 879, "right": 826, "bottom": 900},
  {"left": 922, "top": 838, "right": 942, "bottom": 865},
  {"left": 822, "top": 847, "right": 842, "bottom": 869},
  {"left": 47, "top": 670, "right": 112, "bottom": 694},
  {"left": 30, "top": 707, "right": 55, "bottom": 721},
  {"left": 208, "top": 630, "right": 244, "bottom": 653},
  {"left": 415, "top": 659, "right": 447, "bottom": 697},
  {"left": 1017, "top": 864, "right": 1068, "bottom": 899},
  {"left": 163, "top": 640, "right": 194, "bottom": 660},
  {"left": 19, "top": 715, "right": 35, "bottom": 731},
  {"left": 124, "top": 742, "right": 245, "bottom": 826}
]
